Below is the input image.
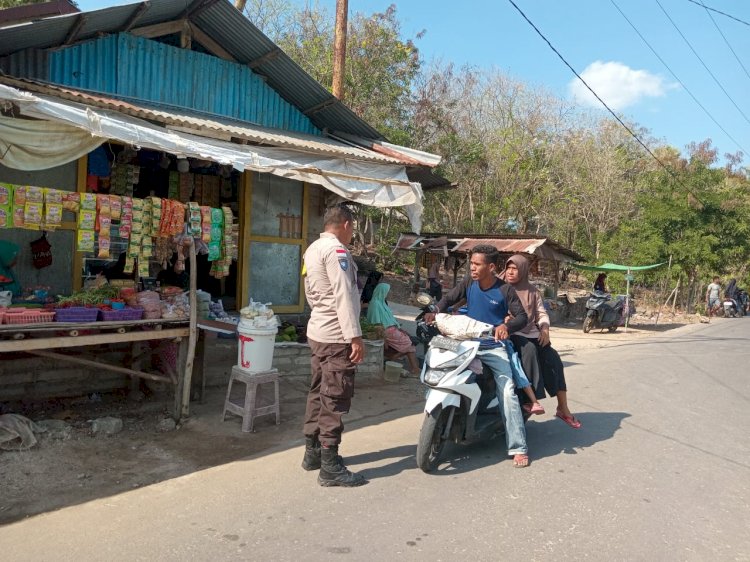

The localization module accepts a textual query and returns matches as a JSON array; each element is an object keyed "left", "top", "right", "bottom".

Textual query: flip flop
[
  {"left": 556, "top": 411, "right": 581, "bottom": 429},
  {"left": 513, "top": 453, "right": 530, "bottom": 468},
  {"left": 523, "top": 403, "right": 545, "bottom": 415}
]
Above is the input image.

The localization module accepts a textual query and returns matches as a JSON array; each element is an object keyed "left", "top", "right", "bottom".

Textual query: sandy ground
[{"left": 0, "top": 302, "right": 695, "bottom": 525}]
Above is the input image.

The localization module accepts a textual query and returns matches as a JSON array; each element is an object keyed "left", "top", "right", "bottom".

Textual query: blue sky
[{"left": 77, "top": 0, "right": 750, "bottom": 161}]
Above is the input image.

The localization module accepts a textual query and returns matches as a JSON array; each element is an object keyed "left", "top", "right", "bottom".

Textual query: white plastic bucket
[
  {"left": 237, "top": 322, "right": 277, "bottom": 373},
  {"left": 383, "top": 361, "right": 402, "bottom": 383}
]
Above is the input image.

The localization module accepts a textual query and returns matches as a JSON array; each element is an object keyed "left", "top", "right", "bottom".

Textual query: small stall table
[{"left": 0, "top": 239, "right": 200, "bottom": 421}]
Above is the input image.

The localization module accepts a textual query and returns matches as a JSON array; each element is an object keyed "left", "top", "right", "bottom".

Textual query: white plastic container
[
  {"left": 237, "top": 319, "right": 278, "bottom": 373},
  {"left": 383, "top": 361, "right": 402, "bottom": 383}
]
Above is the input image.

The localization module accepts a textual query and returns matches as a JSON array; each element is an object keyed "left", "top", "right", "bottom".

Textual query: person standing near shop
[
  {"left": 301, "top": 205, "right": 366, "bottom": 487},
  {"left": 428, "top": 257, "right": 442, "bottom": 301}
]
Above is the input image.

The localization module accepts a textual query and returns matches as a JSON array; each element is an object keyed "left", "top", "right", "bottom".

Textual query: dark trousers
[
  {"left": 303, "top": 339, "right": 356, "bottom": 447},
  {"left": 428, "top": 279, "right": 442, "bottom": 301},
  {"left": 511, "top": 335, "right": 567, "bottom": 400}
]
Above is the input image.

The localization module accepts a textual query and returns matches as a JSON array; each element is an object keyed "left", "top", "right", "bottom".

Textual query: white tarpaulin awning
[{"left": 0, "top": 83, "right": 424, "bottom": 231}]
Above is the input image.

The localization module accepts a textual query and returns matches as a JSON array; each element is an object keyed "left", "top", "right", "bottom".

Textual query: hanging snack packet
[
  {"left": 77, "top": 230, "right": 95, "bottom": 252},
  {"left": 0, "top": 207, "right": 9, "bottom": 228},
  {"left": 44, "top": 203, "right": 63, "bottom": 230},
  {"left": 110, "top": 195, "right": 122, "bottom": 220},
  {"left": 124, "top": 255, "right": 135, "bottom": 274},
  {"left": 23, "top": 202, "right": 43, "bottom": 230},
  {"left": 188, "top": 202, "right": 202, "bottom": 237},
  {"left": 78, "top": 209, "right": 96, "bottom": 230},
  {"left": 200, "top": 206, "right": 212, "bottom": 242},
  {"left": 80, "top": 193, "right": 96, "bottom": 211},
  {"left": 62, "top": 192, "right": 80, "bottom": 212},
  {"left": 208, "top": 207, "right": 224, "bottom": 261},
  {"left": 25, "top": 186, "right": 44, "bottom": 203},
  {"left": 0, "top": 183, "right": 11, "bottom": 206},
  {"left": 97, "top": 236, "right": 111, "bottom": 259}
]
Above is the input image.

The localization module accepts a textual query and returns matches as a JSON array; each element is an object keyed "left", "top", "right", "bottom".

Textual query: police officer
[{"left": 300, "top": 205, "right": 366, "bottom": 487}]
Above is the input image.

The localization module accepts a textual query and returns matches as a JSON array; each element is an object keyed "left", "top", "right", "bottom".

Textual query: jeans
[{"left": 477, "top": 347, "right": 528, "bottom": 456}]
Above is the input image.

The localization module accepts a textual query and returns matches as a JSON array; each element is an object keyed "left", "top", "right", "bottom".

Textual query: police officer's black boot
[
  {"left": 318, "top": 446, "right": 366, "bottom": 487},
  {"left": 301, "top": 436, "right": 321, "bottom": 471}
]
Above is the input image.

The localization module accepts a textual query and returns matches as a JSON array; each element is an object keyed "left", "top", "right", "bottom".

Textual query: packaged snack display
[
  {"left": 77, "top": 230, "right": 95, "bottom": 252},
  {"left": 62, "top": 192, "right": 80, "bottom": 212},
  {"left": 0, "top": 183, "right": 11, "bottom": 205},
  {"left": 23, "top": 202, "right": 43, "bottom": 230}
]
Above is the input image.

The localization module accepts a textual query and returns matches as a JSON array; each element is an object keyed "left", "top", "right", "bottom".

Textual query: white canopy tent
[{"left": 0, "top": 83, "right": 426, "bottom": 231}]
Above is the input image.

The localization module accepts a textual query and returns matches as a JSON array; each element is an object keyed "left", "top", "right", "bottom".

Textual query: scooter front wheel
[
  {"left": 416, "top": 406, "right": 453, "bottom": 473},
  {"left": 583, "top": 315, "right": 594, "bottom": 333}
]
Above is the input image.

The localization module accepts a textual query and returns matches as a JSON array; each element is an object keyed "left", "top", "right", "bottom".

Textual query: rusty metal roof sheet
[{"left": 395, "top": 232, "right": 584, "bottom": 262}]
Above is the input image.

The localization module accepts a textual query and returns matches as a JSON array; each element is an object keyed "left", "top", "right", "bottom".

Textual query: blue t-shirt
[{"left": 466, "top": 279, "right": 509, "bottom": 328}]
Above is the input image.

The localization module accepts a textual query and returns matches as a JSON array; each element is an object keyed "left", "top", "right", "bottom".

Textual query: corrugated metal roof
[
  {"left": 0, "top": 0, "right": 383, "bottom": 139},
  {"left": 0, "top": 75, "right": 405, "bottom": 165},
  {"left": 394, "top": 232, "right": 584, "bottom": 262}
]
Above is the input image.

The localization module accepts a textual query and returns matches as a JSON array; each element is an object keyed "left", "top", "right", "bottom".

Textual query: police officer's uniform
[{"left": 302, "top": 232, "right": 361, "bottom": 447}]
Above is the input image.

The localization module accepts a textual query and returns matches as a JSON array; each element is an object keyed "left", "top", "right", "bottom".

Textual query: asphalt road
[{"left": 1, "top": 319, "right": 749, "bottom": 561}]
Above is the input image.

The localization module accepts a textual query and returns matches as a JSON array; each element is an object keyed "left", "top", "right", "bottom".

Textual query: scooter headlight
[{"left": 435, "top": 349, "right": 473, "bottom": 370}]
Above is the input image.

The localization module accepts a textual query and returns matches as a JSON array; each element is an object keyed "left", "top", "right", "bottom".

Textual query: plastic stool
[{"left": 222, "top": 366, "right": 280, "bottom": 432}]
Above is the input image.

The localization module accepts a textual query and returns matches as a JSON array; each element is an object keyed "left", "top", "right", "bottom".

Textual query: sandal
[
  {"left": 523, "top": 402, "right": 545, "bottom": 415},
  {"left": 513, "top": 453, "right": 530, "bottom": 468},
  {"left": 556, "top": 410, "right": 581, "bottom": 429}
]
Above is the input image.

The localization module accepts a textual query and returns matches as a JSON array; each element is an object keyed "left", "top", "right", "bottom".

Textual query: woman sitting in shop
[
  {"left": 0, "top": 240, "right": 21, "bottom": 297},
  {"left": 366, "top": 283, "right": 420, "bottom": 376}
]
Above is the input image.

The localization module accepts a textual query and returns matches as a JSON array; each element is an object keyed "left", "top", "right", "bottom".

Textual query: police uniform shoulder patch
[{"left": 334, "top": 247, "right": 348, "bottom": 270}]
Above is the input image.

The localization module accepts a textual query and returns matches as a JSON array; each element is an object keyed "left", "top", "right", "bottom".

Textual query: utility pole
[{"left": 332, "top": 0, "right": 348, "bottom": 100}]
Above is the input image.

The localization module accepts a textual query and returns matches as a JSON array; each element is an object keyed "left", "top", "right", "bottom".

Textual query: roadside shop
[{"left": 0, "top": 0, "right": 446, "bottom": 414}]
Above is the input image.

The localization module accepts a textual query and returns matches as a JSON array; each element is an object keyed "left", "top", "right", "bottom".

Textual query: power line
[
  {"left": 655, "top": 0, "right": 750, "bottom": 128},
  {"left": 696, "top": 0, "right": 750, "bottom": 84},
  {"left": 686, "top": 0, "right": 750, "bottom": 27},
  {"left": 504, "top": 0, "right": 706, "bottom": 204},
  {"left": 611, "top": 0, "right": 748, "bottom": 155}
]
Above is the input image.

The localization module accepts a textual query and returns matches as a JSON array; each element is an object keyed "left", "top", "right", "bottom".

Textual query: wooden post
[
  {"left": 174, "top": 238, "right": 198, "bottom": 421},
  {"left": 332, "top": 0, "right": 348, "bottom": 99}
]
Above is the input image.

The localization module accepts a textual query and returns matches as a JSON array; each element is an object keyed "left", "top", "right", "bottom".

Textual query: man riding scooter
[{"left": 424, "top": 245, "right": 531, "bottom": 468}]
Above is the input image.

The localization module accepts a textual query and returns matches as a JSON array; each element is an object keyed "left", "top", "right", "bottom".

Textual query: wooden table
[{"left": 0, "top": 239, "right": 200, "bottom": 422}]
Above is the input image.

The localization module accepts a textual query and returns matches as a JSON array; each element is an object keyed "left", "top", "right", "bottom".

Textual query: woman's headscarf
[
  {"left": 0, "top": 240, "right": 21, "bottom": 296},
  {"left": 366, "top": 283, "right": 399, "bottom": 328},
  {"left": 726, "top": 278, "right": 738, "bottom": 299},
  {"left": 503, "top": 254, "right": 535, "bottom": 321}
]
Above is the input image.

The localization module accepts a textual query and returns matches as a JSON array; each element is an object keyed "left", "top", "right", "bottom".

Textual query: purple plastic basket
[
  {"left": 99, "top": 307, "right": 144, "bottom": 321},
  {"left": 54, "top": 307, "right": 100, "bottom": 323}
]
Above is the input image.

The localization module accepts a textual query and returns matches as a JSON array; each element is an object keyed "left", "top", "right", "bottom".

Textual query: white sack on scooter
[{"left": 435, "top": 313, "right": 494, "bottom": 340}]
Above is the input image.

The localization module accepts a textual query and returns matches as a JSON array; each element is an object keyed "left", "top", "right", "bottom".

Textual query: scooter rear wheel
[{"left": 416, "top": 406, "right": 452, "bottom": 473}]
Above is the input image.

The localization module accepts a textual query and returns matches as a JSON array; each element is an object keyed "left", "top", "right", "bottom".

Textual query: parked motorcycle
[
  {"left": 416, "top": 330, "right": 524, "bottom": 473},
  {"left": 583, "top": 290, "right": 629, "bottom": 333},
  {"left": 722, "top": 298, "right": 740, "bottom": 318}
]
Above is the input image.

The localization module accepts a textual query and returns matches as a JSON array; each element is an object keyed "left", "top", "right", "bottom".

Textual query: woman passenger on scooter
[{"left": 502, "top": 255, "right": 581, "bottom": 429}]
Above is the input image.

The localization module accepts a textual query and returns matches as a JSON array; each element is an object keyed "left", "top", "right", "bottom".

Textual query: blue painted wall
[{"left": 48, "top": 33, "right": 319, "bottom": 135}]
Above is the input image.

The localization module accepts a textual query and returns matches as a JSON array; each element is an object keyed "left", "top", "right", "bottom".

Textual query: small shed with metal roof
[{"left": 394, "top": 232, "right": 584, "bottom": 297}]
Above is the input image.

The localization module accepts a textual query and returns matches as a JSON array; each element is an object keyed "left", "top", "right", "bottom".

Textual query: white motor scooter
[{"left": 416, "top": 324, "right": 521, "bottom": 473}]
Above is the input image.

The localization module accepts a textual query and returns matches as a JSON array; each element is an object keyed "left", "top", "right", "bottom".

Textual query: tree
[{"left": 243, "top": 2, "right": 421, "bottom": 142}]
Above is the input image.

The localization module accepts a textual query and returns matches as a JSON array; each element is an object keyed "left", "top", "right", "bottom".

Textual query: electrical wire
[
  {"left": 504, "top": 0, "right": 707, "bottom": 205},
  {"left": 655, "top": 0, "right": 750, "bottom": 128},
  {"left": 686, "top": 0, "right": 750, "bottom": 27},
  {"left": 611, "top": 0, "right": 748, "bottom": 155},
  {"left": 696, "top": 0, "right": 750, "bottom": 84}
]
